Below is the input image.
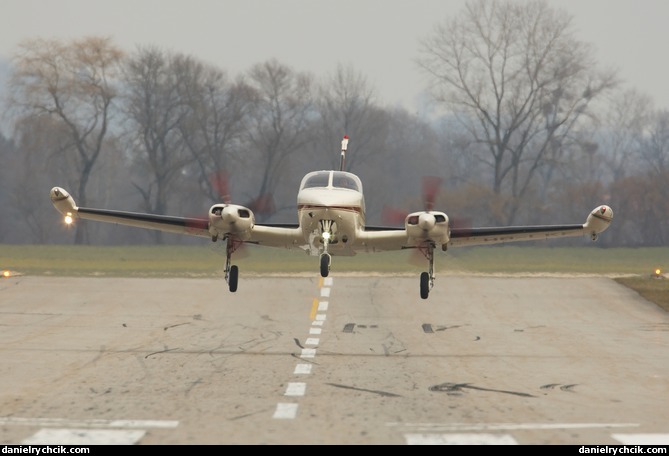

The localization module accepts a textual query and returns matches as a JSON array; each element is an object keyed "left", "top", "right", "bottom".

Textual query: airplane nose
[{"left": 418, "top": 213, "right": 436, "bottom": 230}]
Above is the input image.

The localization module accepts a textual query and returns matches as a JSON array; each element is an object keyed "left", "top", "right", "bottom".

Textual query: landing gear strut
[{"left": 419, "top": 243, "right": 435, "bottom": 299}]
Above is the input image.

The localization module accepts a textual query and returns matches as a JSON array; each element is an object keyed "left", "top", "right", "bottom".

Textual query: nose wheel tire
[
  {"left": 420, "top": 271, "right": 430, "bottom": 299},
  {"left": 228, "top": 265, "right": 239, "bottom": 292},
  {"left": 320, "top": 253, "right": 331, "bottom": 277}
]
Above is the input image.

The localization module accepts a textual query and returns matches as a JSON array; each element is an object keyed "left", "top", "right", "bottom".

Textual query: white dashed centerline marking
[
  {"left": 285, "top": 382, "right": 306, "bottom": 396},
  {"left": 273, "top": 403, "right": 299, "bottom": 419},
  {"left": 294, "top": 364, "right": 312, "bottom": 374},
  {"left": 300, "top": 348, "right": 316, "bottom": 358},
  {"left": 273, "top": 278, "right": 332, "bottom": 420}
]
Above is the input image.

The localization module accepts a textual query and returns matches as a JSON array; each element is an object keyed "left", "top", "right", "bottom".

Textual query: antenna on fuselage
[{"left": 340, "top": 135, "right": 349, "bottom": 171}]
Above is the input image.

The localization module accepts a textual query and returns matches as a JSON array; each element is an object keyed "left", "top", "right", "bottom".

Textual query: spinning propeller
[
  {"left": 209, "top": 169, "right": 275, "bottom": 215},
  {"left": 382, "top": 175, "right": 443, "bottom": 226}
]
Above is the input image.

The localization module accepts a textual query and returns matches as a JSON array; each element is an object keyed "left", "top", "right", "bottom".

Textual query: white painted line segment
[
  {"left": 300, "top": 348, "right": 316, "bottom": 358},
  {"left": 612, "top": 434, "right": 669, "bottom": 445},
  {"left": 23, "top": 429, "right": 146, "bottom": 445},
  {"left": 294, "top": 364, "right": 312, "bottom": 374},
  {"left": 285, "top": 382, "right": 306, "bottom": 396},
  {"left": 273, "top": 403, "right": 298, "bottom": 419},
  {"left": 0, "top": 417, "right": 178, "bottom": 428},
  {"left": 405, "top": 433, "right": 518, "bottom": 445},
  {"left": 388, "top": 422, "right": 639, "bottom": 431}
]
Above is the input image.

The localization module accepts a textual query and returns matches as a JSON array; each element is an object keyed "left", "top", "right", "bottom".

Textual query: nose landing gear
[{"left": 319, "top": 220, "right": 334, "bottom": 278}]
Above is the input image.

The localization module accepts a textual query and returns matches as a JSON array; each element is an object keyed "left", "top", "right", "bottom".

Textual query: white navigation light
[{"left": 64, "top": 213, "right": 73, "bottom": 225}]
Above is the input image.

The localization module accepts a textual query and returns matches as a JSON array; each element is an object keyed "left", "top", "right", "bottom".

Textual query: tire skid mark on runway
[
  {"left": 326, "top": 383, "right": 401, "bottom": 398},
  {"left": 540, "top": 383, "right": 578, "bottom": 392},
  {"left": 429, "top": 382, "right": 537, "bottom": 398},
  {"left": 273, "top": 277, "right": 333, "bottom": 420}
]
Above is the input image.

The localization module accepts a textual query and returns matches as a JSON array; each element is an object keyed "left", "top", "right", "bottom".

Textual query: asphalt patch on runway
[
  {"left": 342, "top": 323, "right": 379, "bottom": 333},
  {"left": 422, "top": 323, "right": 467, "bottom": 333}
]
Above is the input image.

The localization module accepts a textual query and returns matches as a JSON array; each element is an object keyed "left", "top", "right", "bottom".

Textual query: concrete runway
[{"left": 0, "top": 274, "right": 668, "bottom": 445}]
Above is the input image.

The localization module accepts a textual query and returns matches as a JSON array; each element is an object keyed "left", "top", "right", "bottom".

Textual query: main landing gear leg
[
  {"left": 224, "top": 237, "right": 239, "bottom": 292},
  {"left": 420, "top": 243, "right": 435, "bottom": 300}
]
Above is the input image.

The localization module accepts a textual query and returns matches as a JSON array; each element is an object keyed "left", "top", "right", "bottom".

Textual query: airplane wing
[
  {"left": 50, "top": 187, "right": 305, "bottom": 248},
  {"left": 357, "top": 205, "right": 613, "bottom": 251},
  {"left": 67, "top": 206, "right": 211, "bottom": 237}
]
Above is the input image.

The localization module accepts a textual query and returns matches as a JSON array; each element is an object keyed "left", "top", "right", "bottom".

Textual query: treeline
[{"left": 0, "top": 0, "right": 667, "bottom": 247}]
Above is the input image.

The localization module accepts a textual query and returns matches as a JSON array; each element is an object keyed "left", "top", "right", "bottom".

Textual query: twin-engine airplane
[{"left": 50, "top": 136, "right": 614, "bottom": 299}]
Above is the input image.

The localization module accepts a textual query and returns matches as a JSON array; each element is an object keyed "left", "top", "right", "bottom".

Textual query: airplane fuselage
[{"left": 296, "top": 170, "right": 365, "bottom": 256}]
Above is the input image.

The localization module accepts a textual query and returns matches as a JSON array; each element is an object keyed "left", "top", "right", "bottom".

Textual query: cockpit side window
[{"left": 303, "top": 172, "right": 331, "bottom": 189}]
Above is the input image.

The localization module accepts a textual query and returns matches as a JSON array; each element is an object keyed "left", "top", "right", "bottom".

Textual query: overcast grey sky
[{"left": 2, "top": 0, "right": 668, "bottom": 113}]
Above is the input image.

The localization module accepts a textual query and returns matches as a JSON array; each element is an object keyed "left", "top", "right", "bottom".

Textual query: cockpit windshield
[
  {"left": 301, "top": 171, "right": 362, "bottom": 192},
  {"left": 302, "top": 171, "right": 331, "bottom": 189},
  {"left": 332, "top": 171, "right": 360, "bottom": 191}
]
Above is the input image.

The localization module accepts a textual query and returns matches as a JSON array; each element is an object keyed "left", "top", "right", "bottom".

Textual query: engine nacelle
[
  {"left": 405, "top": 210, "right": 450, "bottom": 246},
  {"left": 208, "top": 203, "right": 255, "bottom": 240}
]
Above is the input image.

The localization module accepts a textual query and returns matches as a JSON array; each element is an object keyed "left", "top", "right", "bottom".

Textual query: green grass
[
  {"left": 1, "top": 244, "right": 667, "bottom": 310},
  {"left": 613, "top": 276, "right": 669, "bottom": 313}
]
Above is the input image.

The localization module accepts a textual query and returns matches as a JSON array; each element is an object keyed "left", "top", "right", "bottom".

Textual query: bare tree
[
  {"left": 177, "top": 61, "right": 256, "bottom": 205},
  {"left": 121, "top": 47, "right": 195, "bottom": 243},
  {"left": 418, "top": 0, "right": 618, "bottom": 224},
  {"left": 638, "top": 109, "right": 669, "bottom": 176},
  {"left": 597, "top": 89, "right": 652, "bottom": 182},
  {"left": 313, "top": 63, "right": 388, "bottom": 171},
  {"left": 244, "top": 59, "right": 314, "bottom": 220},
  {"left": 8, "top": 36, "right": 124, "bottom": 243}
]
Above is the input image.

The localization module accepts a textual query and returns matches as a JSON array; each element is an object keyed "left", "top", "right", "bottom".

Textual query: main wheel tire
[
  {"left": 420, "top": 271, "right": 429, "bottom": 299},
  {"left": 229, "top": 265, "right": 239, "bottom": 292},
  {"left": 320, "top": 254, "right": 330, "bottom": 278}
]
